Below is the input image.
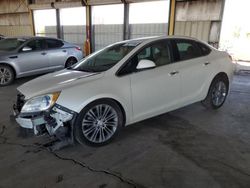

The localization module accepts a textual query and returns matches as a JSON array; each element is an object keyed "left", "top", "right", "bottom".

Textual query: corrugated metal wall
[
  {"left": 0, "top": 0, "right": 33, "bottom": 36},
  {"left": 175, "top": 21, "right": 211, "bottom": 41},
  {"left": 93, "top": 24, "right": 123, "bottom": 50},
  {"left": 174, "top": 0, "right": 224, "bottom": 47},
  {"left": 130, "top": 23, "right": 168, "bottom": 39}
]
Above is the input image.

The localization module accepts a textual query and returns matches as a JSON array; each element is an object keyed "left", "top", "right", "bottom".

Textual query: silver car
[{"left": 0, "top": 36, "right": 83, "bottom": 86}]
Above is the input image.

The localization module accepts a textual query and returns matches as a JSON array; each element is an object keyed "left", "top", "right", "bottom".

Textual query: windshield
[
  {"left": 73, "top": 41, "right": 141, "bottom": 72},
  {"left": 0, "top": 38, "right": 27, "bottom": 51}
]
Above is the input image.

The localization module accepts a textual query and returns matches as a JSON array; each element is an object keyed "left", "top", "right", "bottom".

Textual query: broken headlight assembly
[{"left": 21, "top": 92, "right": 60, "bottom": 113}]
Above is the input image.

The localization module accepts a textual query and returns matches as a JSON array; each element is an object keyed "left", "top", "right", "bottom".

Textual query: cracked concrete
[{"left": 0, "top": 73, "right": 250, "bottom": 188}]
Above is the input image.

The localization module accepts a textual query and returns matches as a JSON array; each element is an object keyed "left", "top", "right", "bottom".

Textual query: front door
[{"left": 129, "top": 40, "right": 181, "bottom": 122}]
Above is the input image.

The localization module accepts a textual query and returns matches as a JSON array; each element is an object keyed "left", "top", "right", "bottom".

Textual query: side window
[
  {"left": 137, "top": 47, "right": 151, "bottom": 60},
  {"left": 137, "top": 41, "right": 172, "bottom": 66},
  {"left": 118, "top": 40, "right": 172, "bottom": 76},
  {"left": 196, "top": 42, "right": 211, "bottom": 56},
  {"left": 46, "top": 39, "right": 64, "bottom": 49},
  {"left": 25, "top": 39, "right": 45, "bottom": 51},
  {"left": 175, "top": 39, "right": 202, "bottom": 61}
]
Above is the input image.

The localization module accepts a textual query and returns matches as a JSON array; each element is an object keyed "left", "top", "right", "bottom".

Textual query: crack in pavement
[{"left": 0, "top": 125, "right": 141, "bottom": 188}]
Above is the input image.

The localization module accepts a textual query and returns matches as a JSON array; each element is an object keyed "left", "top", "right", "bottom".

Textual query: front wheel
[
  {"left": 74, "top": 99, "right": 123, "bottom": 146},
  {"left": 202, "top": 76, "right": 229, "bottom": 109}
]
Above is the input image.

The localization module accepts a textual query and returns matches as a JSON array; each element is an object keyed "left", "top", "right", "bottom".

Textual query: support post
[
  {"left": 85, "top": 5, "right": 92, "bottom": 55},
  {"left": 29, "top": 9, "right": 35, "bottom": 36},
  {"left": 123, "top": 3, "right": 129, "bottom": 40},
  {"left": 168, "top": 0, "right": 176, "bottom": 36},
  {"left": 56, "top": 9, "right": 62, "bottom": 39}
]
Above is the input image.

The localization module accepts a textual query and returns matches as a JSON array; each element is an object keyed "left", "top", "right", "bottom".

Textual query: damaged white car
[{"left": 13, "top": 36, "right": 235, "bottom": 148}]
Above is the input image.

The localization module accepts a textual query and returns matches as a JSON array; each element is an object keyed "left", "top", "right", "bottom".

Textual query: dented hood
[{"left": 17, "top": 69, "right": 104, "bottom": 99}]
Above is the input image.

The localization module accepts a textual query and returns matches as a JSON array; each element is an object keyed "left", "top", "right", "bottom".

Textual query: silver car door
[
  {"left": 17, "top": 39, "right": 49, "bottom": 75},
  {"left": 45, "top": 39, "right": 68, "bottom": 70}
]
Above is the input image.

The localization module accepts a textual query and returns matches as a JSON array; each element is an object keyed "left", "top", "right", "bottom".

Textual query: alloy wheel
[
  {"left": 0, "top": 67, "right": 12, "bottom": 85},
  {"left": 211, "top": 81, "right": 227, "bottom": 106},
  {"left": 81, "top": 104, "right": 118, "bottom": 143}
]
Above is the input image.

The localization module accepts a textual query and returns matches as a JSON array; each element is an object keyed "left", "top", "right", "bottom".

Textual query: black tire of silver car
[
  {"left": 65, "top": 57, "right": 77, "bottom": 68},
  {"left": 202, "top": 75, "right": 229, "bottom": 109},
  {"left": 74, "top": 99, "right": 123, "bottom": 146},
  {"left": 0, "top": 65, "right": 15, "bottom": 86}
]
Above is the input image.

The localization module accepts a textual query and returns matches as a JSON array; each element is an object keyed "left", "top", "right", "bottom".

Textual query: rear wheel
[
  {"left": 202, "top": 75, "right": 229, "bottom": 109},
  {"left": 0, "top": 65, "right": 15, "bottom": 86},
  {"left": 74, "top": 99, "right": 123, "bottom": 146},
  {"left": 65, "top": 57, "right": 77, "bottom": 68}
]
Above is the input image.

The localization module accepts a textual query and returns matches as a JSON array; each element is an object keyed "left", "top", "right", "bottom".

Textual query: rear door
[
  {"left": 45, "top": 39, "right": 67, "bottom": 70},
  {"left": 172, "top": 39, "right": 213, "bottom": 104},
  {"left": 17, "top": 39, "right": 49, "bottom": 74}
]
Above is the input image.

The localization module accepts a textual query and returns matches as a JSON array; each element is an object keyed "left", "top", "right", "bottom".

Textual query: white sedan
[{"left": 14, "top": 36, "right": 235, "bottom": 147}]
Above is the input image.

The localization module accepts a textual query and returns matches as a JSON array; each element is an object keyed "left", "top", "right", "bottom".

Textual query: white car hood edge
[{"left": 17, "top": 69, "right": 104, "bottom": 100}]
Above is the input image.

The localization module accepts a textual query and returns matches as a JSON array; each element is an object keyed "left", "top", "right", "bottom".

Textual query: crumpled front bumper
[{"left": 13, "top": 94, "right": 77, "bottom": 138}]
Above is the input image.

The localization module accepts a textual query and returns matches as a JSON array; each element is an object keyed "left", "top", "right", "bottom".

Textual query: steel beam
[
  {"left": 168, "top": 0, "right": 176, "bottom": 36},
  {"left": 123, "top": 2, "right": 129, "bottom": 40}
]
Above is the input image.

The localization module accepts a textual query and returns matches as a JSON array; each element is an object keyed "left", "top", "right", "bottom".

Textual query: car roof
[
  {"left": 4, "top": 36, "right": 63, "bottom": 41},
  {"left": 122, "top": 35, "right": 203, "bottom": 43}
]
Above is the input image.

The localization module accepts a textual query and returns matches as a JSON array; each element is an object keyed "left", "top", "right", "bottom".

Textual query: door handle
[
  {"left": 169, "top": 71, "right": 179, "bottom": 76},
  {"left": 41, "top": 52, "right": 47, "bottom": 55},
  {"left": 62, "top": 50, "right": 67, "bottom": 53},
  {"left": 203, "top": 61, "right": 210, "bottom": 66},
  {"left": 9, "top": 56, "right": 18, "bottom": 59}
]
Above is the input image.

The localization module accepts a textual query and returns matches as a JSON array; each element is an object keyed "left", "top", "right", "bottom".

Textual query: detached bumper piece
[{"left": 14, "top": 97, "right": 77, "bottom": 150}]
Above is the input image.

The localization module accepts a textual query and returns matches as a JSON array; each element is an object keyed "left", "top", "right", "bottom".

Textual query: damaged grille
[{"left": 15, "top": 93, "right": 25, "bottom": 113}]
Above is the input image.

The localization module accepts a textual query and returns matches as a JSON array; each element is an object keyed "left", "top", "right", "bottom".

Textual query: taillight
[
  {"left": 75, "top": 47, "right": 81, "bottom": 51},
  {"left": 227, "top": 53, "right": 236, "bottom": 63}
]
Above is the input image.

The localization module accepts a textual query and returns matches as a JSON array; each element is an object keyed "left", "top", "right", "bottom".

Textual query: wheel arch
[
  {"left": 65, "top": 56, "right": 78, "bottom": 68},
  {"left": 204, "top": 72, "right": 230, "bottom": 99},
  {"left": 211, "top": 72, "right": 229, "bottom": 87},
  {"left": 77, "top": 97, "right": 127, "bottom": 127}
]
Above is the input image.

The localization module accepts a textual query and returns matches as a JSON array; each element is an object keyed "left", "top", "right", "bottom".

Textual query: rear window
[
  {"left": 196, "top": 42, "right": 211, "bottom": 56},
  {"left": 175, "top": 39, "right": 202, "bottom": 61},
  {"left": 46, "top": 39, "right": 64, "bottom": 49}
]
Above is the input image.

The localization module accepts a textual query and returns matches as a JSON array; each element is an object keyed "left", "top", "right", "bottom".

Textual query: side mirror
[
  {"left": 136, "top": 59, "right": 156, "bottom": 70},
  {"left": 22, "top": 46, "right": 32, "bottom": 52}
]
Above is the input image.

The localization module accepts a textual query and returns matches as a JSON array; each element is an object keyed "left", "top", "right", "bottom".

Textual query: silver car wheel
[
  {"left": 211, "top": 81, "right": 227, "bottom": 106},
  {"left": 0, "top": 67, "right": 11, "bottom": 85},
  {"left": 82, "top": 104, "right": 118, "bottom": 143}
]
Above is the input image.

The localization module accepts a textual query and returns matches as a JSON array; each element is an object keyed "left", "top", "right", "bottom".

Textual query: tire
[
  {"left": 202, "top": 75, "right": 229, "bottom": 109},
  {"left": 65, "top": 57, "right": 77, "bottom": 68},
  {"left": 74, "top": 99, "right": 124, "bottom": 146},
  {"left": 0, "top": 65, "right": 15, "bottom": 86}
]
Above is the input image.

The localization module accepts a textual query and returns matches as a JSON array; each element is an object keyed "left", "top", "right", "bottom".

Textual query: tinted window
[
  {"left": 46, "top": 39, "right": 64, "bottom": 49},
  {"left": 0, "top": 38, "right": 27, "bottom": 51},
  {"left": 175, "top": 39, "right": 202, "bottom": 61},
  {"left": 118, "top": 40, "right": 172, "bottom": 76},
  {"left": 26, "top": 39, "right": 45, "bottom": 51},
  {"left": 73, "top": 41, "right": 139, "bottom": 72},
  {"left": 196, "top": 42, "right": 211, "bottom": 56}
]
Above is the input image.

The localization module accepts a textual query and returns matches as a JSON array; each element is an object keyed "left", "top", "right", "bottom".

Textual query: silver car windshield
[
  {"left": 0, "top": 38, "right": 27, "bottom": 51},
  {"left": 72, "top": 41, "right": 141, "bottom": 72}
]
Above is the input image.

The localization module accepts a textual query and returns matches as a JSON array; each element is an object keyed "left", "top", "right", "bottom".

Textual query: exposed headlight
[{"left": 21, "top": 92, "right": 60, "bottom": 113}]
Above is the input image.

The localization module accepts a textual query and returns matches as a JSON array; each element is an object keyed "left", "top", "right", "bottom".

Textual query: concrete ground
[{"left": 0, "top": 72, "right": 250, "bottom": 188}]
